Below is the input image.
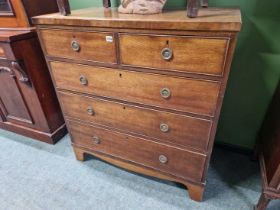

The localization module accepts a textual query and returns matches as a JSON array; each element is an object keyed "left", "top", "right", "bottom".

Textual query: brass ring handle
[
  {"left": 87, "top": 106, "right": 95, "bottom": 116},
  {"left": 11, "top": 61, "right": 29, "bottom": 83},
  {"left": 160, "top": 123, "right": 169, "bottom": 133},
  {"left": 79, "top": 75, "right": 88, "bottom": 86},
  {"left": 160, "top": 88, "right": 171, "bottom": 99},
  {"left": 71, "top": 40, "right": 80, "bottom": 52},
  {"left": 161, "top": 47, "right": 173, "bottom": 61},
  {"left": 159, "top": 155, "right": 168, "bottom": 164},
  {"left": 93, "top": 136, "right": 101, "bottom": 144}
]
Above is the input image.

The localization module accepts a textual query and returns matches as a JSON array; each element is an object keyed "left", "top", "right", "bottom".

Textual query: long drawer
[
  {"left": 68, "top": 120, "right": 206, "bottom": 182},
  {"left": 50, "top": 62, "right": 220, "bottom": 117},
  {"left": 39, "top": 29, "right": 117, "bottom": 64},
  {"left": 119, "top": 34, "right": 229, "bottom": 76},
  {"left": 59, "top": 91, "right": 212, "bottom": 151}
]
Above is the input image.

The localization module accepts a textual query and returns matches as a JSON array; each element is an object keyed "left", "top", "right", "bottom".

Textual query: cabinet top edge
[
  {"left": 32, "top": 7, "right": 242, "bottom": 32},
  {"left": 0, "top": 28, "right": 36, "bottom": 42}
]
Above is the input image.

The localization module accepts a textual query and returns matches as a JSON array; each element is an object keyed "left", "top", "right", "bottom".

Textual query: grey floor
[{"left": 0, "top": 129, "right": 280, "bottom": 210}]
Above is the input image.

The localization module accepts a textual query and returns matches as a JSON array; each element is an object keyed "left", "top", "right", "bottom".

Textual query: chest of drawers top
[{"left": 32, "top": 7, "right": 241, "bottom": 31}]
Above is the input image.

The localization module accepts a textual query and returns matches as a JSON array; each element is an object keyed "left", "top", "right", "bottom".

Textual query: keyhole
[
  {"left": 166, "top": 40, "right": 169, "bottom": 45},
  {"left": 119, "top": 73, "right": 122, "bottom": 78},
  {"left": 123, "top": 106, "right": 126, "bottom": 110}
]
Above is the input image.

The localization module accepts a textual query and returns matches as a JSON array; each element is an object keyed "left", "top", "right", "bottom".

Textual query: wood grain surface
[
  {"left": 59, "top": 91, "right": 212, "bottom": 151},
  {"left": 40, "top": 29, "right": 117, "bottom": 64},
  {"left": 50, "top": 61, "right": 221, "bottom": 117},
  {"left": 68, "top": 120, "right": 206, "bottom": 182},
  {"left": 32, "top": 7, "right": 242, "bottom": 32},
  {"left": 72, "top": 144, "right": 206, "bottom": 201},
  {"left": 120, "top": 33, "right": 228, "bottom": 76}
]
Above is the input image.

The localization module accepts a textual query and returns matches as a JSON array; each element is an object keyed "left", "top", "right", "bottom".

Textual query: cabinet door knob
[
  {"left": 87, "top": 106, "right": 95, "bottom": 116},
  {"left": 160, "top": 88, "right": 171, "bottom": 99},
  {"left": 79, "top": 75, "right": 88, "bottom": 86},
  {"left": 160, "top": 123, "right": 169, "bottom": 133},
  {"left": 71, "top": 40, "right": 80, "bottom": 52},
  {"left": 93, "top": 136, "right": 101, "bottom": 144},
  {"left": 161, "top": 47, "right": 173, "bottom": 61},
  {"left": 159, "top": 155, "right": 168, "bottom": 164}
]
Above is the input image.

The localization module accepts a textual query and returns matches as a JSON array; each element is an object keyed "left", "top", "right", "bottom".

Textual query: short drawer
[
  {"left": 119, "top": 34, "right": 229, "bottom": 76},
  {"left": 50, "top": 62, "right": 220, "bottom": 117},
  {"left": 39, "top": 29, "right": 117, "bottom": 64},
  {"left": 59, "top": 91, "right": 212, "bottom": 151},
  {"left": 68, "top": 120, "right": 206, "bottom": 182}
]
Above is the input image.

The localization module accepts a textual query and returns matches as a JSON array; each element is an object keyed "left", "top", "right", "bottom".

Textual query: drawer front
[
  {"left": 68, "top": 120, "right": 206, "bottom": 182},
  {"left": 120, "top": 34, "right": 228, "bottom": 76},
  {"left": 40, "top": 29, "right": 117, "bottom": 64},
  {"left": 59, "top": 91, "right": 212, "bottom": 151},
  {"left": 51, "top": 62, "right": 220, "bottom": 117}
]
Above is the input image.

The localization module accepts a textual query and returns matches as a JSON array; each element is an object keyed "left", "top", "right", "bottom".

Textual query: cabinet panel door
[{"left": 0, "top": 61, "right": 33, "bottom": 125}]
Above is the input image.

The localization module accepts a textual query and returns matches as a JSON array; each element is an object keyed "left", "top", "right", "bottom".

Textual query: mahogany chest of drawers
[{"left": 33, "top": 8, "right": 241, "bottom": 201}]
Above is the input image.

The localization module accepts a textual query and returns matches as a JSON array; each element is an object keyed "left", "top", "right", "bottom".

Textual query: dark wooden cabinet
[
  {"left": 0, "top": 30, "right": 66, "bottom": 143},
  {"left": 255, "top": 82, "right": 280, "bottom": 210},
  {"left": 0, "top": 1, "right": 67, "bottom": 143}
]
